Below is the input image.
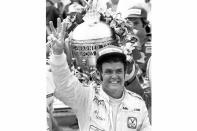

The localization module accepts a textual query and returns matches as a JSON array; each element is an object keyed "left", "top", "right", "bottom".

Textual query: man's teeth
[{"left": 111, "top": 81, "right": 118, "bottom": 84}]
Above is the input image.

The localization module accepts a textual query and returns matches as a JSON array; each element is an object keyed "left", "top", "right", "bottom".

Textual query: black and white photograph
[
  {"left": 46, "top": 0, "right": 152, "bottom": 131},
  {"left": 1, "top": 0, "right": 197, "bottom": 131}
]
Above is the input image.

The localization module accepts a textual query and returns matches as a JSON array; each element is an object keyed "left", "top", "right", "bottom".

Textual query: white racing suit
[{"left": 50, "top": 53, "right": 151, "bottom": 131}]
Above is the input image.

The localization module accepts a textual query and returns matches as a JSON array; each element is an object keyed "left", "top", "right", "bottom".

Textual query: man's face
[
  {"left": 101, "top": 61, "right": 125, "bottom": 98},
  {"left": 129, "top": 18, "right": 143, "bottom": 29},
  {"left": 128, "top": 18, "right": 147, "bottom": 45},
  {"left": 67, "top": 13, "right": 77, "bottom": 22}
]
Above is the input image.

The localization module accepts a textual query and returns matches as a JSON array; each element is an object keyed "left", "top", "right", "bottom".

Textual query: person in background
[
  {"left": 124, "top": 5, "right": 151, "bottom": 89},
  {"left": 61, "top": 0, "right": 85, "bottom": 34},
  {"left": 62, "top": 0, "right": 85, "bottom": 19},
  {"left": 117, "top": 0, "right": 151, "bottom": 76},
  {"left": 48, "top": 18, "right": 151, "bottom": 131}
]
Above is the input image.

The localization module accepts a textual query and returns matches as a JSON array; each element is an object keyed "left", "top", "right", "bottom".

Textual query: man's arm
[
  {"left": 48, "top": 18, "right": 92, "bottom": 113},
  {"left": 50, "top": 53, "right": 91, "bottom": 112}
]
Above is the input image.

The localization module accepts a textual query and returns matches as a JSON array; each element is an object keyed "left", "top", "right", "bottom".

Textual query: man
[
  {"left": 62, "top": 0, "right": 85, "bottom": 34},
  {"left": 124, "top": 5, "right": 151, "bottom": 75},
  {"left": 48, "top": 19, "right": 151, "bottom": 130}
]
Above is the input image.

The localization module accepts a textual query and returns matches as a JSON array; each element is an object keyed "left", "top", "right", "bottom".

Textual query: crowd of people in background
[{"left": 46, "top": 0, "right": 86, "bottom": 40}]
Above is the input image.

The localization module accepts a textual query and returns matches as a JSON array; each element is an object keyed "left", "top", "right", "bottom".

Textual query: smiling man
[
  {"left": 96, "top": 46, "right": 127, "bottom": 99},
  {"left": 50, "top": 38, "right": 151, "bottom": 131},
  {"left": 48, "top": 8, "right": 151, "bottom": 128}
]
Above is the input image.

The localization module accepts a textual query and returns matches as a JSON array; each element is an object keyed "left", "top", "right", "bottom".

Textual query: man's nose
[{"left": 111, "top": 72, "right": 118, "bottom": 78}]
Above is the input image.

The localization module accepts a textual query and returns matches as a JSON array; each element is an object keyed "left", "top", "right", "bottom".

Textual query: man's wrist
[{"left": 50, "top": 53, "right": 67, "bottom": 66}]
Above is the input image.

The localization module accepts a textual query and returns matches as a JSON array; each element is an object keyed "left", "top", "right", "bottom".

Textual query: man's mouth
[{"left": 110, "top": 80, "right": 120, "bottom": 84}]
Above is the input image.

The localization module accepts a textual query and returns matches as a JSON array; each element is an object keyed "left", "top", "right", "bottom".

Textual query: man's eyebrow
[
  {"left": 116, "top": 68, "right": 123, "bottom": 72},
  {"left": 105, "top": 68, "right": 123, "bottom": 71},
  {"left": 105, "top": 68, "right": 113, "bottom": 71}
]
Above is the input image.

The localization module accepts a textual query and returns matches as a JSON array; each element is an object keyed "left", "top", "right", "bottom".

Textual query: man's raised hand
[{"left": 48, "top": 18, "right": 67, "bottom": 55}]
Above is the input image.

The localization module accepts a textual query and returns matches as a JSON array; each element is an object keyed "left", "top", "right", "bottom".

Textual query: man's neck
[{"left": 103, "top": 87, "right": 124, "bottom": 99}]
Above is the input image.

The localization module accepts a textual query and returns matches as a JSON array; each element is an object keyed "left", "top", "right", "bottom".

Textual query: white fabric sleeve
[{"left": 49, "top": 53, "right": 91, "bottom": 113}]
